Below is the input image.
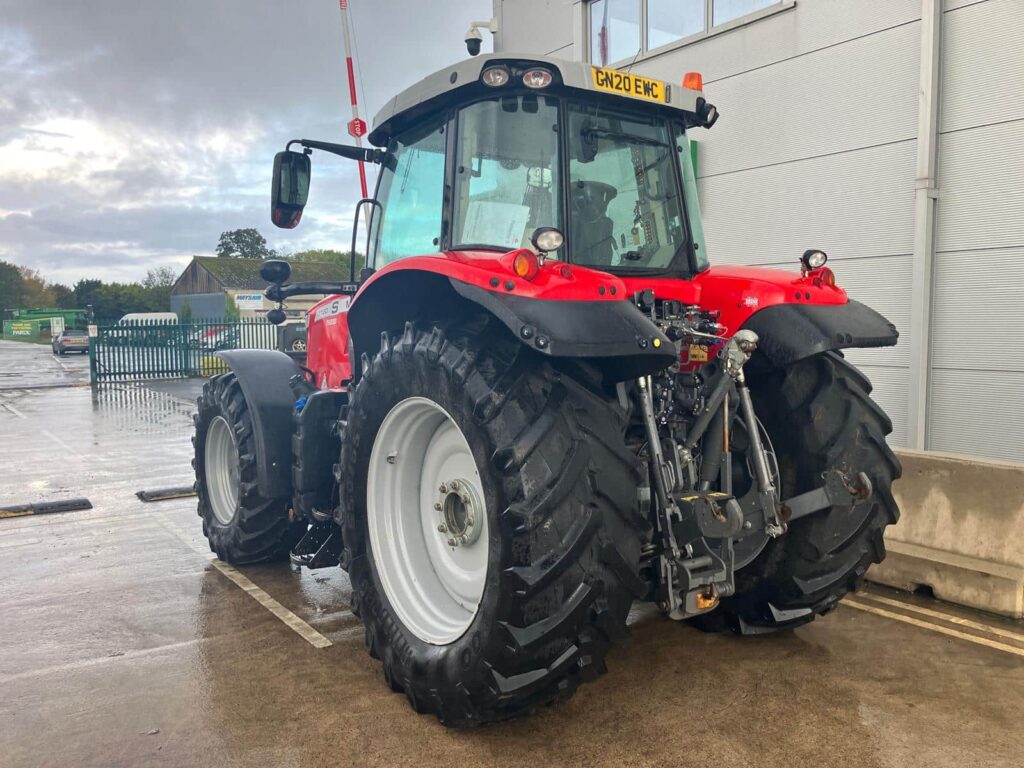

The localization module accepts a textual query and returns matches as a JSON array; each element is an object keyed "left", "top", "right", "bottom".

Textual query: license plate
[{"left": 591, "top": 67, "right": 667, "bottom": 103}]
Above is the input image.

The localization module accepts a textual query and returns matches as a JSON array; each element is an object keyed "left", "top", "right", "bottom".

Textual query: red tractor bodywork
[{"left": 306, "top": 249, "right": 848, "bottom": 388}]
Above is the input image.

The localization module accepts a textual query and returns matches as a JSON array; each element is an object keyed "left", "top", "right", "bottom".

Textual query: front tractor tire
[
  {"left": 193, "top": 373, "right": 303, "bottom": 564},
  {"left": 338, "top": 319, "right": 648, "bottom": 726},
  {"left": 704, "top": 351, "right": 901, "bottom": 633}
]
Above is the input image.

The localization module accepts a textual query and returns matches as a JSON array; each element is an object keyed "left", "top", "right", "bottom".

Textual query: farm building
[{"left": 170, "top": 256, "right": 345, "bottom": 321}]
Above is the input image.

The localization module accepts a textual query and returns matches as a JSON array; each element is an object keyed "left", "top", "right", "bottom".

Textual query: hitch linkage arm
[{"left": 781, "top": 470, "right": 873, "bottom": 523}]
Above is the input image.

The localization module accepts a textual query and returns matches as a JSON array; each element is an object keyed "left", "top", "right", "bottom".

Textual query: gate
[{"left": 89, "top": 318, "right": 277, "bottom": 384}]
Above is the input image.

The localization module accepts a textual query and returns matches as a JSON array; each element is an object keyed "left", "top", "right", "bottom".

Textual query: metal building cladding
[
  {"left": 490, "top": 0, "right": 1024, "bottom": 466},
  {"left": 170, "top": 256, "right": 347, "bottom": 321}
]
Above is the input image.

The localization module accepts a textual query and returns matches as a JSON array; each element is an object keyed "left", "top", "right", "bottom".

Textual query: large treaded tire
[
  {"left": 701, "top": 351, "right": 901, "bottom": 634},
  {"left": 337, "top": 317, "right": 649, "bottom": 726},
  {"left": 193, "top": 373, "right": 303, "bottom": 564}
]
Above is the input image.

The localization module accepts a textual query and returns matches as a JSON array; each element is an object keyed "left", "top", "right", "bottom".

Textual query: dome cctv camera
[{"left": 465, "top": 26, "right": 483, "bottom": 56}]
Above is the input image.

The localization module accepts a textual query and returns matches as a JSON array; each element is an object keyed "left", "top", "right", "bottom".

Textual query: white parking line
[
  {"left": 844, "top": 597, "right": 1024, "bottom": 659},
  {"left": 0, "top": 638, "right": 207, "bottom": 684},
  {"left": 1, "top": 401, "right": 26, "bottom": 418},
  {"left": 856, "top": 591, "right": 1024, "bottom": 644},
  {"left": 153, "top": 516, "right": 332, "bottom": 649}
]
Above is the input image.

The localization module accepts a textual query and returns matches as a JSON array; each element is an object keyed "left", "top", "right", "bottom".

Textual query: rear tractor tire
[
  {"left": 699, "top": 351, "right": 901, "bottom": 634},
  {"left": 337, "top": 318, "right": 649, "bottom": 726},
  {"left": 193, "top": 373, "right": 304, "bottom": 564}
]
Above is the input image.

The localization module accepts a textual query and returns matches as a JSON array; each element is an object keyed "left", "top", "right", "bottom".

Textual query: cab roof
[{"left": 369, "top": 53, "right": 704, "bottom": 147}]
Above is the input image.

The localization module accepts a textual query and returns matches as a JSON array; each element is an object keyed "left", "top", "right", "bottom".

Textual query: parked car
[
  {"left": 187, "top": 324, "right": 239, "bottom": 351},
  {"left": 278, "top": 321, "right": 307, "bottom": 355},
  {"left": 52, "top": 329, "right": 89, "bottom": 356}
]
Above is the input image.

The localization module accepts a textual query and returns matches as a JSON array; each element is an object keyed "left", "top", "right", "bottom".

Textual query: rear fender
[
  {"left": 346, "top": 268, "right": 675, "bottom": 383},
  {"left": 742, "top": 299, "right": 899, "bottom": 367},
  {"left": 215, "top": 350, "right": 302, "bottom": 499}
]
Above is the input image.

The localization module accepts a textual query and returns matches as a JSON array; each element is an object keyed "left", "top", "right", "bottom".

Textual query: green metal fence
[{"left": 89, "top": 318, "right": 277, "bottom": 384}]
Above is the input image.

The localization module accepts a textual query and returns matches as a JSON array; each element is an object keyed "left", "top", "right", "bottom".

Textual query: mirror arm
[
  {"left": 265, "top": 281, "right": 360, "bottom": 301},
  {"left": 287, "top": 139, "right": 384, "bottom": 164}
]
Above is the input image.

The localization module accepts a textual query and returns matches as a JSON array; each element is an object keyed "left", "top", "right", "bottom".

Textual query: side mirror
[
  {"left": 271, "top": 150, "right": 311, "bottom": 229},
  {"left": 260, "top": 259, "right": 291, "bottom": 285}
]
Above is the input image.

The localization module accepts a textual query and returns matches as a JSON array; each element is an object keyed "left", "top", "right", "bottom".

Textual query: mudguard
[
  {"left": 343, "top": 268, "right": 676, "bottom": 384},
  {"left": 215, "top": 350, "right": 301, "bottom": 498},
  {"left": 450, "top": 280, "right": 676, "bottom": 381},
  {"left": 742, "top": 299, "right": 899, "bottom": 366}
]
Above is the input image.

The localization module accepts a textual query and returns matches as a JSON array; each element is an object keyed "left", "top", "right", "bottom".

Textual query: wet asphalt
[{"left": 1, "top": 339, "right": 1022, "bottom": 768}]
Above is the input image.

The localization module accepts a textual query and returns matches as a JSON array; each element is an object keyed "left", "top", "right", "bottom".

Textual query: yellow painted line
[
  {"left": 843, "top": 598, "right": 1024, "bottom": 658},
  {"left": 856, "top": 592, "right": 1024, "bottom": 644},
  {"left": 154, "top": 516, "right": 332, "bottom": 650},
  {"left": 209, "top": 560, "right": 332, "bottom": 649}
]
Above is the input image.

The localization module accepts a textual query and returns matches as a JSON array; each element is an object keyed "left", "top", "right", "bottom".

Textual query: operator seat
[{"left": 570, "top": 180, "right": 617, "bottom": 267}]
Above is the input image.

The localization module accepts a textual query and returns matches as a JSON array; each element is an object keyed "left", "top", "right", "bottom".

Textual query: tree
[
  {"left": 143, "top": 267, "right": 177, "bottom": 289},
  {"left": 51, "top": 284, "right": 75, "bottom": 309},
  {"left": 143, "top": 266, "right": 178, "bottom": 313},
  {"left": 224, "top": 294, "right": 240, "bottom": 321},
  {"left": 0, "top": 261, "right": 26, "bottom": 321},
  {"left": 288, "top": 248, "right": 364, "bottom": 277},
  {"left": 216, "top": 228, "right": 277, "bottom": 260},
  {"left": 18, "top": 266, "right": 56, "bottom": 308},
  {"left": 72, "top": 279, "right": 104, "bottom": 318}
]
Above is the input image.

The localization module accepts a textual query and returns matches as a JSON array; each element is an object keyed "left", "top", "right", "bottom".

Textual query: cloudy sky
[{"left": 0, "top": 0, "right": 492, "bottom": 285}]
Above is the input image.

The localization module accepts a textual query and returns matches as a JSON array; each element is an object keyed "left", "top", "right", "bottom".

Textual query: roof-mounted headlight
[
  {"left": 481, "top": 66, "right": 510, "bottom": 87},
  {"left": 522, "top": 68, "right": 552, "bottom": 89}
]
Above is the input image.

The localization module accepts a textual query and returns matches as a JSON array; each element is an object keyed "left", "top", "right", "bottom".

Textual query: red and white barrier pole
[{"left": 338, "top": 0, "right": 368, "bottom": 199}]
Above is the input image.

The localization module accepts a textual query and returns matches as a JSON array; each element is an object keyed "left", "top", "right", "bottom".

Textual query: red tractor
[{"left": 193, "top": 55, "right": 900, "bottom": 726}]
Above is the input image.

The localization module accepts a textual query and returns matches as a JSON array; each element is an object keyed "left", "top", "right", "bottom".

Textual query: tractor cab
[{"left": 270, "top": 54, "right": 717, "bottom": 282}]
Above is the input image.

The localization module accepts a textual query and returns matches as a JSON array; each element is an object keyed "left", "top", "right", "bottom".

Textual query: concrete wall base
[
  {"left": 869, "top": 540, "right": 1024, "bottom": 619},
  {"left": 867, "top": 449, "right": 1024, "bottom": 619}
]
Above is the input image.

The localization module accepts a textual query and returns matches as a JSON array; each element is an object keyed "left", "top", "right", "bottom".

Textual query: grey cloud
[{"left": 0, "top": 0, "right": 492, "bottom": 283}]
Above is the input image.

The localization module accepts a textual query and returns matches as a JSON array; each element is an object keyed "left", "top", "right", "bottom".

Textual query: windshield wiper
[{"left": 583, "top": 127, "right": 671, "bottom": 148}]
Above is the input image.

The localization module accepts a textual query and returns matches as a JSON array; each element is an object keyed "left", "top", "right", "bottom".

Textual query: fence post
[{"left": 88, "top": 327, "right": 97, "bottom": 386}]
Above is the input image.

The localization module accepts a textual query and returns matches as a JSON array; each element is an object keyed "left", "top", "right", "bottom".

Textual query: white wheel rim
[
  {"left": 205, "top": 415, "right": 240, "bottom": 525},
  {"left": 367, "top": 397, "right": 488, "bottom": 645}
]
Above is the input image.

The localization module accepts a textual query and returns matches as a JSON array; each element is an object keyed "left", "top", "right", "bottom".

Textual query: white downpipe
[{"left": 908, "top": 0, "right": 942, "bottom": 450}]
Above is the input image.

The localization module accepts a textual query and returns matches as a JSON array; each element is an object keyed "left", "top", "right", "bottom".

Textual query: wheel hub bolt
[{"left": 437, "top": 523, "right": 447, "bottom": 533}]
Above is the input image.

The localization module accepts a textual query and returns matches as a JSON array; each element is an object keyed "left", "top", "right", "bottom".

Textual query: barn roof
[{"left": 174, "top": 256, "right": 346, "bottom": 294}]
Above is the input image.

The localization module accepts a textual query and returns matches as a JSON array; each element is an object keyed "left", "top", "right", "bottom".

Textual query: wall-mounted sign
[{"left": 233, "top": 293, "right": 266, "bottom": 310}]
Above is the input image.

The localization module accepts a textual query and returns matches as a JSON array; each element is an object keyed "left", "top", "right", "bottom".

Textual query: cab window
[
  {"left": 567, "top": 102, "right": 687, "bottom": 271},
  {"left": 373, "top": 117, "right": 447, "bottom": 268},
  {"left": 452, "top": 96, "right": 562, "bottom": 254}
]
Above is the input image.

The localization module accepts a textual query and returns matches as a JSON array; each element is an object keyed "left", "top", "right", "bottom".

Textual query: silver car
[{"left": 52, "top": 329, "right": 89, "bottom": 356}]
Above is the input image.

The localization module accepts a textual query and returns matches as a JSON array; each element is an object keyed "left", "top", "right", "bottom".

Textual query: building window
[
  {"left": 590, "top": 0, "right": 641, "bottom": 67},
  {"left": 589, "top": 0, "right": 782, "bottom": 65},
  {"left": 713, "top": 0, "right": 778, "bottom": 26}
]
